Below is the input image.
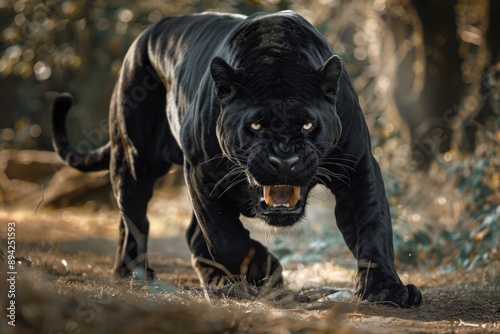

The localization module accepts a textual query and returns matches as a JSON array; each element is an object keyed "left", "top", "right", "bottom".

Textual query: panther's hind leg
[
  {"left": 106, "top": 29, "right": 175, "bottom": 279},
  {"left": 111, "top": 153, "right": 172, "bottom": 280}
]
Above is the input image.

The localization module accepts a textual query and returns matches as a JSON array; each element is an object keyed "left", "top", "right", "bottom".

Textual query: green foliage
[
  {"left": 447, "top": 152, "right": 500, "bottom": 269},
  {"left": 392, "top": 132, "right": 500, "bottom": 270}
]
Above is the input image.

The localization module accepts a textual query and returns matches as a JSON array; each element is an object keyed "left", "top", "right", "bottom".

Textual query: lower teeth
[{"left": 273, "top": 203, "right": 290, "bottom": 208}]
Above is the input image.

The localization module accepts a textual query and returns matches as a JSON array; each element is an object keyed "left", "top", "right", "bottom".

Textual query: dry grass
[{"left": 8, "top": 263, "right": 362, "bottom": 334}]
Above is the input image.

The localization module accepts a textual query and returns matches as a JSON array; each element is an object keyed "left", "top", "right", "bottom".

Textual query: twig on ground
[
  {"left": 35, "top": 184, "right": 44, "bottom": 213},
  {"left": 457, "top": 319, "right": 480, "bottom": 327},
  {"left": 354, "top": 260, "right": 371, "bottom": 313}
]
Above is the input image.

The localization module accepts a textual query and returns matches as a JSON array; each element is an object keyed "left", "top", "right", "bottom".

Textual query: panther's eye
[
  {"left": 303, "top": 122, "right": 314, "bottom": 131},
  {"left": 250, "top": 123, "right": 262, "bottom": 131}
]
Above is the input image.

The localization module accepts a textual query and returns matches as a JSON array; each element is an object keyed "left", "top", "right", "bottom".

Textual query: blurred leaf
[{"left": 412, "top": 231, "right": 431, "bottom": 246}]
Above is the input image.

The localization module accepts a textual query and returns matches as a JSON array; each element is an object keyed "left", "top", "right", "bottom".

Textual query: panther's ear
[
  {"left": 317, "top": 55, "right": 342, "bottom": 101},
  {"left": 210, "top": 57, "right": 236, "bottom": 102}
]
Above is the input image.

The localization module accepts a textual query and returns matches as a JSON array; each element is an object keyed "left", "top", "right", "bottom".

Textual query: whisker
[
  {"left": 318, "top": 167, "right": 350, "bottom": 180},
  {"left": 307, "top": 193, "right": 331, "bottom": 204},
  {"left": 320, "top": 161, "right": 357, "bottom": 172},
  {"left": 210, "top": 168, "right": 245, "bottom": 196},
  {"left": 200, "top": 153, "right": 225, "bottom": 166},
  {"left": 315, "top": 183, "right": 332, "bottom": 201},
  {"left": 322, "top": 156, "right": 359, "bottom": 164},
  {"left": 316, "top": 168, "right": 351, "bottom": 188},
  {"left": 217, "top": 177, "right": 247, "bottom": 198},
  {"left": 314, "top": 173, "right": 332, "bottom": 183},
  {"left": 323, "top": 151, "right": 359, "bottom": 161}
]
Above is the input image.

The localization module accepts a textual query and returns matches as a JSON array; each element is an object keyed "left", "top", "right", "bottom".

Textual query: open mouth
[
  {"left": 262, "top": 185, "right": 301, "bottom": 208},
  {"left": 256, "top": 184, "right": 306, "bottom": 226}
]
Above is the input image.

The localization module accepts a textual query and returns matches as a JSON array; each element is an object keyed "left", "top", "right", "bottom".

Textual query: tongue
[
  {"left": 271, "top": 186, "right": 293, "bottom": 204},
  {"left": 263, "top": 185, "right": 301, "bottom": 208}
]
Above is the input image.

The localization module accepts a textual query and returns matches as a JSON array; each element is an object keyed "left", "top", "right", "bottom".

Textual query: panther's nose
[{"left": 269, "top": 155, "right": 299, "bottom": 176}]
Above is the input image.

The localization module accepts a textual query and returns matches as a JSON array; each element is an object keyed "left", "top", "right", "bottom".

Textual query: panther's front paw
[
  {"left": 363, "top": 282, "right": 421, "bottom": 307},
  {"left": 244, "top": 245, "right": 283, "bottom": 288},
  {"left": 191, "top": 241, "right": 283, "bottom": 289},
  {"left": 191, "top": 254, "right": 231, "bottom": 287},
  {"left": 356, "top": 269, "right": 422, "bottom": 307}
]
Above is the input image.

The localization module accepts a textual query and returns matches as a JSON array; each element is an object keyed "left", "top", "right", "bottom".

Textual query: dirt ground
[{"left": 1, "top": 185, "right": 499, "bottom": 334}]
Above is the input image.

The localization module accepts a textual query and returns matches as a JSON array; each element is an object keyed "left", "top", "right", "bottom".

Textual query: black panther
[{"left": 51, "top": 11, "right": 421, "bottom": 307}]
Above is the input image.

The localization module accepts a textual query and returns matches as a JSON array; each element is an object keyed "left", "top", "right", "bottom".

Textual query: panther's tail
[{"left": 51, "top": 93, "right": 110, "bottom": 172}]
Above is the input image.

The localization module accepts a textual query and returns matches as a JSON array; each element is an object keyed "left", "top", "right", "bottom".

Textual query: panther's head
[{"left": 210, "top": 55, "right": 343, "bottom": 227}]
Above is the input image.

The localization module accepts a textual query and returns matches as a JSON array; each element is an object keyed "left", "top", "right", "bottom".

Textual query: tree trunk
[{"left": 394, "top": 0, "right": 464, "bottom": 170}]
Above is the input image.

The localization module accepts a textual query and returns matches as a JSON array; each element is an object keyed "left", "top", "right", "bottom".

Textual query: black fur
[{"left": 51, "top": 11, "right": 421, "bottom": 307}]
